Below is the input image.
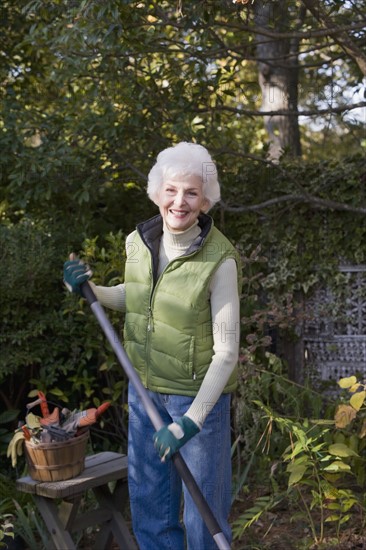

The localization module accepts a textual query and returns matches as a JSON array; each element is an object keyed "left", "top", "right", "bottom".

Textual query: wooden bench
[{"left": 16, "top": 451, "right": 137, "bottom": 550}]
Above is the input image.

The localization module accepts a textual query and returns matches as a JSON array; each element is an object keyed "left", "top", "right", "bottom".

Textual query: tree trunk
[{"left": 254, "top": 1, "right": 303, "bottom": 160}]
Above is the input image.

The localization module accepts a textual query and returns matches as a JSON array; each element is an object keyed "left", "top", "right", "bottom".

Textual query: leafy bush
[
  {"left": 0, "top": 222, "right": 130, "bottom": 459},
  {"left": 233, "top": 374, "right": 366, "bottom": 545}
]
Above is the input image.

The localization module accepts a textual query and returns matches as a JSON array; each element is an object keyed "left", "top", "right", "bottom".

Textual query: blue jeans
[{"left": 127, "top": 384, "right": 232, "bottom": 550}]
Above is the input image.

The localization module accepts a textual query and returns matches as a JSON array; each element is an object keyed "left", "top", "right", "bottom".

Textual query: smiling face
[{"left": 157, "top": 175, "right": 209, "bottom": 232}]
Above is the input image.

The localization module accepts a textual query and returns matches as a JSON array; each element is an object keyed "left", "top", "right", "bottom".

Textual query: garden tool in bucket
[{"left": 79, "top": 280, "right": 231, "bottom": 550}]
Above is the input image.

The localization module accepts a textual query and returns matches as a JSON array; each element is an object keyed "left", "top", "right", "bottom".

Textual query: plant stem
[
  {"left": 313, "top": 467, "right": 324, "bottom": 542},
  {"left": 296, "top": 486, "right": 318, "bottom": 544}
]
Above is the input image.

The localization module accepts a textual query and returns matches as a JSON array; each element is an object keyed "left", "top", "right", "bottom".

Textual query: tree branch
[
  {"left": 301, "top": 0, "right": 366, "bottom": 76},
  {"left": 196, "top": 101, "right": 366, "bottom": 117},
  {"left": 214, "top": 20, "right": 366, "bottom": 41},
  {"left": 220, "top": 194, "right": 366, "bottom": 215}
]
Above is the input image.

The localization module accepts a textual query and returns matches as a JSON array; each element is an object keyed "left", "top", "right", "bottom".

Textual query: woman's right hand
[{"left": 63, "top": 253, "right": 92, "bottom": 294}]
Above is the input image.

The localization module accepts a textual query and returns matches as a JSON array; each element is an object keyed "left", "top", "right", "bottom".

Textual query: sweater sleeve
[
  {"left": 185, "top": 258, "right": 240, "bottom": 429},
  {"left": 89, "top": 282, "right": 126, "bottom": 312},
  {"left": 87, "top": 232, "right": 135, "bottom": 312}
]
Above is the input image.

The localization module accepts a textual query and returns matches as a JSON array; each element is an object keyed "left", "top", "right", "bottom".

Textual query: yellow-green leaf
[
  {"left": 25, "top": 412, "right": 41, "bottom": 429},
  {"left": 350, "top": 391, "right": 366, "bottom": 411},
  {"left": 325, "top": 503, "right": 341, "bottom": 510},
  {"left": 325, "top": 515, "right": 340, "bottom": 522},
  {"left": 328, "top": 443, "right": 359, "bottom": 458},
  {"left": 323, "top": 486, "right": 340, "bottom": 500},
  {"left": 348, "top": 434, "right": 359, "bottom": 453},
  {"left": 286, "top": 459, "right": 310, "bottom": 472},
  {"left": 323, "top": 461, "right": 351, "bottom": 472},
  {"left": 288, "top": 464, "right": 307, "bottom": 486},
  {"left": 338, "top": 376, "right": 357, "bottom": 389},
  {"left": 339, "top": 514, "right": 352, "bottom": 525},
  {"left": 49, "top": 388, "right": 65, "bottom": 397}
]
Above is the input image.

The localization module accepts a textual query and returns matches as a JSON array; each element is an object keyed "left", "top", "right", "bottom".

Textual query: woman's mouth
[{"left": 170, "top": 209, "right": 188, "bottom": 218}]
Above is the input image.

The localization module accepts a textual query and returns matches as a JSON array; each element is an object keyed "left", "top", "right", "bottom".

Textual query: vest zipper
[
  {"left": 146, "top": 248, "right": 207, "bottom": 386},
  {"left": 147, "top": 306, "right": 153, "bottom": 332},
  {"left": 145, "top": 306, "right": 153, "bottom": 387}
]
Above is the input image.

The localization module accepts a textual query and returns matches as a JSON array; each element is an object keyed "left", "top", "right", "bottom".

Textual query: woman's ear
[{"left": 201, "top": 197, "right": 211, "bottom": 213}]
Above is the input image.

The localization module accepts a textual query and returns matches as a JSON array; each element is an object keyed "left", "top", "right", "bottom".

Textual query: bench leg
[
  {"left": 34, "top": 496, "right": 76, "bottom": 550},
  {"left": 93, "top": 523, "right": 114, "bottom": 550},
  {"left": 59, "top": 497, "right": 82, "bottom": 531},
  {"left": 93, "top": 483, "right": 137, "bottom": 550}
]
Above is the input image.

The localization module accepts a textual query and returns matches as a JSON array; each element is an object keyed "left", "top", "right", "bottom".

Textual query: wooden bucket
[{"left": 25, "top": 430, "right": 89, "bottom": 482}]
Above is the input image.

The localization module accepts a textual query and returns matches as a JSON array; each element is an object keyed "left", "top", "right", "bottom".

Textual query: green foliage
[
  {"left": 239, "top": 374, "right": 366, "bottom": 545},
  {"left": 0, "top": 222, "right": 130, "bottom": 455},
  {"left": 232, "top": 250, "right": 366, "bottom": 544},
  {"left": 232, "top": 493, "right": 285, "bottom": 540},
  {"left": 0, "top": 220, "right": 62, "bottom": 380},
  {"left": 0, "top": 474, "right": 34, "bottom": 548},
  {"left": 231, "top": 349, "right": 327, "bottom": 512},
  {"left": 279, "top": 416, "right": 359, "bottom": 544},
  {"left": 1, "top": 1, "right": 364, "bottom": 231},
  {"left": 333, "top": 376, "right": 366, "bottom": 487},
  {"left": 0, "top": 514, "right": 14, "bottom": 549},
  {"left": 0, "top": 410, "right": 20, "bottom": 458},
  {"left": 12, "top": 500, "right": 48, "bottom": 550},
  {"left": 222, "top": 155, "right": 366, "bottom": 293}
]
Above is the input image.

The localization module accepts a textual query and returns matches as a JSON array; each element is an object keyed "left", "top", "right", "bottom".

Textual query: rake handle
[{"left": 80, "top": 281, "right": 230, "bottom": 550}]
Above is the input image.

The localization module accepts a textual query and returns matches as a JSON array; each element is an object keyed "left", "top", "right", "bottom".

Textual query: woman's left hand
[{"left": 153, "top": 416, "right": 200, "bottom": 462}]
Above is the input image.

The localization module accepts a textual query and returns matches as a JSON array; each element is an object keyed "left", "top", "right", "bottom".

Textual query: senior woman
[{"left": 64, "top": 142, "right": 241, "bottom": 550}]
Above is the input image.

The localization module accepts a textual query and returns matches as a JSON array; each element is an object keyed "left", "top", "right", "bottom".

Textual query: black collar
[{"left": 136, "top": 213, "right": 213, "bottom": 280}]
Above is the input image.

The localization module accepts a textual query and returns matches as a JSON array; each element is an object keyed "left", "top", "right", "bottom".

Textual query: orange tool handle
[{"left": 38, "top": 391, "right": 50, "bottom": 418}]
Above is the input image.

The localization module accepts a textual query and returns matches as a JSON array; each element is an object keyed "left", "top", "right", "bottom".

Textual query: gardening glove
[
  {"left": 63, "top": 256, "right": 92, "bottom": 295},
  {"left": 153, "top": 416, "right": 200, "bottom": 462},
  {"left": 7, "top": 430, "right": 25, "bottom": 468}
]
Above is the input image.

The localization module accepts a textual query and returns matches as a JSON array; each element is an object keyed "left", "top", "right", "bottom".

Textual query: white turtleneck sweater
[{"left": 91, "top": 222, "right": 240, "bottom": 428}]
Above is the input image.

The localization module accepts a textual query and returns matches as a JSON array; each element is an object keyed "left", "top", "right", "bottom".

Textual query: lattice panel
[
  {"left": 303, "top": 289, "right": 333, "bottom": 337},
  {"left": 332, "top": 272, "right": 366, "bottom": 336},
  {"left": 303, "top": 267, "right": 366, "bottom": 383},
  {"left": 305, "top": 338, "right": 366, "bottom": 381}
]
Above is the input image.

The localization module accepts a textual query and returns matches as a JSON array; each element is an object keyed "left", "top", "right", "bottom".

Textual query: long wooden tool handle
[{"left": 80, "top": 281, "right": 230, "bottom": 550}]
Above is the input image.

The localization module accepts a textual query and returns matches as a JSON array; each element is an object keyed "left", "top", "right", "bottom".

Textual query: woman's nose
[{"left": 174, "top": 191, "right": 185, "bottom": 206}]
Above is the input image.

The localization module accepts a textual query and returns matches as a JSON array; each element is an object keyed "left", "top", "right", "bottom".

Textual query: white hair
[{"left": 147, "top": 142, "right": 221, "bottom": 211}]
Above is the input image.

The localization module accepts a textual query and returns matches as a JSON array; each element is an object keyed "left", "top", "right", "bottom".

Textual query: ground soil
[
  {"left": 230, "top": 490, "right": 366, "bottom": 550},
  {"left": 76, "top": 485, "right": 366, "bottom": 550}
]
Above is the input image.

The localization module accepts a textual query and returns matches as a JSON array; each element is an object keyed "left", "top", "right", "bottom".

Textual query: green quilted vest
[{"left": 123, "top": 214, "right": 240, "bottom": 396}]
